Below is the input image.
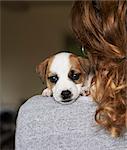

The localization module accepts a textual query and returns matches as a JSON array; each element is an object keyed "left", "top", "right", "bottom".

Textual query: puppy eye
[
  {"left": 71, "top": 73, "right": 80, "bottom": 81},
  {"left": 48, "top": 75, "right": 58, "bottom": 83},
  {"left": 69, "top": 70, "right": 81, "bottom": 81}
]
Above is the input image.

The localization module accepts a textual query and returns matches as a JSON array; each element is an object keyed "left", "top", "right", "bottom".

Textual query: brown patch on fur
[
  {"left": 36, "top": 56, "right": 54, "bottom": 89},
  {"left": 45, "top": 56, "right": 55, "bottom": 90},
  {"left": 69, "top": 54, "right": 90, "bottom": 85},
  {"left": 36, "top": 58, "right": 49, "bottom": 81}
]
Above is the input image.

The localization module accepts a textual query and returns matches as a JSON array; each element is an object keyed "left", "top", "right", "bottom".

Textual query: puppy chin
[{"left": 53, "top": 96, "right": 78, "bottom": 105}]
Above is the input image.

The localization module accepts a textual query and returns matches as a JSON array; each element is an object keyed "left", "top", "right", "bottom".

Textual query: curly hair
[{"left": 71, "top": 0, "right": 127, "bottom": 137}]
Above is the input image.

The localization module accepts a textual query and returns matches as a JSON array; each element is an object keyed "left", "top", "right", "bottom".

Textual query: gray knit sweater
[{"left": 15, "top": 95, "right": 127, "bottom": 150}]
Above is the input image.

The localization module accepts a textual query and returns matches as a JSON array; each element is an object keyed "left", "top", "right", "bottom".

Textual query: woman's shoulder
[
  {"left": 16, "top": 95, "right": 127, "bottom": 150},
  {"left": 19, "top": 95, "right": 96, "bottom": 115}
]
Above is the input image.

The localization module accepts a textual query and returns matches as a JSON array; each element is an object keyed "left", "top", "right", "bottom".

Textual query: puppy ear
[
  {"left": 36, "top": 58, "right": 49, "bottom": 81},
  {"left": 78, "top": 57, "right": 90, "bottom": 74}
]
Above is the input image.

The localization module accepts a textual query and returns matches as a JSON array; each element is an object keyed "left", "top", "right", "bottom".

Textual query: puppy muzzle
[{"left": 61, "top": 90, "right": 72, "bottom": 100}]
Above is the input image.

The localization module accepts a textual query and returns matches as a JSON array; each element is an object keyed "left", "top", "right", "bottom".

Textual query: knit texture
[{"left": 15, "top": 95, "right": 127, "bottom": 150}]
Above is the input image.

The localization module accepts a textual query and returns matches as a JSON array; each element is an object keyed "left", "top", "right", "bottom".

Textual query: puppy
[{"left": 36, "top": 52, "right": 93, "bottom": 104}]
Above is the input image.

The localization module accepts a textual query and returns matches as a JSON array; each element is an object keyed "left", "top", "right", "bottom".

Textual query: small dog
[{"left": 36, "top": 52, "right": 93, "bottom": 104}]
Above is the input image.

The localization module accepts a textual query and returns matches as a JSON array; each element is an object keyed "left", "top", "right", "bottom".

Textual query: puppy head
[{"left": 36, "top": 52, "right": 90, "bottom": 104}]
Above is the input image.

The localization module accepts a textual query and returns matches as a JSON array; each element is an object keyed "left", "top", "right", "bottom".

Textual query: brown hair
[{"left": 71, "top": 0, "right": 127, "bottom": 137}]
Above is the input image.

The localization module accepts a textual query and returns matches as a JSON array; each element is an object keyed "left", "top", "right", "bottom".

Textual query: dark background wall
[{"left": 1, "top": 1, "right": 77, "bottom": 108}]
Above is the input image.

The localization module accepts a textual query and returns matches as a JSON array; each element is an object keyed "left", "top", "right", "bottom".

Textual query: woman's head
[
  {"left": 71, "top": 1, "right": 127, "bottom": 60},
  {"left": 71, "top": 0, "right": 127, "bottom": 137}
]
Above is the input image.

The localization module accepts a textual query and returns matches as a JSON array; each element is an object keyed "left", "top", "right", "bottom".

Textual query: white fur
[
  {"left": 42, "top": 88, "right": 52, "bottom": 97},
  {"left": 49, "top": 52, "right": 82, "bottom": 104},
  {"left": 81, "top": 74, "right": 93, "bottom": 96}
]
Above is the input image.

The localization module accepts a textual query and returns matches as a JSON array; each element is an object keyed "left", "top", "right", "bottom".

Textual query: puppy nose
[{"left": 61, "top": 90, "right": 72, "bottom": 100}]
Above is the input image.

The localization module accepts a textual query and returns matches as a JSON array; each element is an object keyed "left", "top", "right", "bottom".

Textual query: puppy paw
[
  {"left": 42, "top": 88, "right": 52, "bottom": 97},
  {"left": 81, "top": 86, "right": 90, "bottom": 96},
  {"left": 81, "top": 91, "right": 90, "bottom": 96}
]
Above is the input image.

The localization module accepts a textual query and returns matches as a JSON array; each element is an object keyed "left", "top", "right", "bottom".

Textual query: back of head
[{"left": 71, "top": 0, "right": 127, "bottom": 137}]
